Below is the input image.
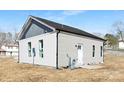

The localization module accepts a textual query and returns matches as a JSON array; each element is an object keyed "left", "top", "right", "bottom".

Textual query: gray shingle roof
[{"left": 32, "top": 16, "right": 105, "bottom": 41}]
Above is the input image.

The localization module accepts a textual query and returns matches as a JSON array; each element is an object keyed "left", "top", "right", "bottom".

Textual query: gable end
[{"left": 19, "top": 18, "right": 55, "bottom": 40}]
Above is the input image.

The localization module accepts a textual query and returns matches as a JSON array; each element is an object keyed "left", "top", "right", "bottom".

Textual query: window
[
  {"left": 77, "top": 45, "right": 81, "bottom": 49},
  {"left": 44, "top": 29, "right": 47, "bottom": 33},
  {"left": 39, "top": 40, "right": 43, "bottom": 58},
  {"left": 100, "top": 46, "right": 103, "bottom": 57},
  {"left": 28, "top": 42, "right": 31, "bottom": 57},
  {"left": 93, "top": 45, "right": 95, "bottom": 57}
]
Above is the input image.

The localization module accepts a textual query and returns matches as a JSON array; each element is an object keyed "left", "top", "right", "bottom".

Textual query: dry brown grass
[{"left": 0, "top": 54, "right": 124, "bottom": 82}]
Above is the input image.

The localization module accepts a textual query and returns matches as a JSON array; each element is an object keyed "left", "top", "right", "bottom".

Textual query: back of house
[{"left": 18, "top": 16, "right": 105, "bottom": 69}]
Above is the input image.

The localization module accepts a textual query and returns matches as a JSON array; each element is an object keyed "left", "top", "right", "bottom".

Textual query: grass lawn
[{"left": 0, "top": 54, "right": 124, "bottom": 82}]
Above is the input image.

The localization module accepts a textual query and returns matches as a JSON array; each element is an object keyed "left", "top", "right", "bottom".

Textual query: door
[{"left": 77, "top": 44, "right": 83, "bottom": 66}]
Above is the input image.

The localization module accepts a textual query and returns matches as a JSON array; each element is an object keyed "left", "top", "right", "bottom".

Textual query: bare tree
[
  {"left": 13, "top": 27, "right": 18, "bottom": 44},
  {"left": 6, "top": 32, "right": 13, "bottom": 44},
  {"left": 0, "top": 26, "right": 19, "bottom": 48},
  {"left": 112, "top": 21, "right": 124, "bottom": 41},
  {"left": 0, "top": 32, "right": 6, "bottom": 48}
]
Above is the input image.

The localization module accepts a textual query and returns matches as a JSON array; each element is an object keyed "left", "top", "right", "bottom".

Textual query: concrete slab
[{"left": 80, "top": 64, "right": 104, "bottom": 69}]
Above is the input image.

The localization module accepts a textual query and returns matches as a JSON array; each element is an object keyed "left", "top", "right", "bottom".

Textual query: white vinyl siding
[
  {"left": 19, "top": 32, "right": 57, "bottom": 67},
  {"left": 58, "top": 32, "right": 104, "bottom": 67}
]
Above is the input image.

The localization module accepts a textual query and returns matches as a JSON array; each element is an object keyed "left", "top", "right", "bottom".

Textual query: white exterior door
[{"left": 77, "top": 44, "right": 83, "bottom": 66}]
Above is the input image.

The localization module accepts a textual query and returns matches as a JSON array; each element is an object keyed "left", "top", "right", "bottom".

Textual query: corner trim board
[{"left": 56, "top": 30, "right": 60, "bottom": 69}]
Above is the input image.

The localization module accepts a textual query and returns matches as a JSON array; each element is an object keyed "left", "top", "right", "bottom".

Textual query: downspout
[
  {"left": 56, "top": 30, "right": 60, "bottom": 69},
  {"left": 17, "top": 41, "right": 19, "bottom": 63},
  {"left": 103, "top": 41, "right": 106, "bottom": 63}
]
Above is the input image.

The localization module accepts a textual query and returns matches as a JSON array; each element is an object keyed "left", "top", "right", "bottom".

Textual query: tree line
[{"left": 104, "top": 21, "right": 124, "bottom": 49}]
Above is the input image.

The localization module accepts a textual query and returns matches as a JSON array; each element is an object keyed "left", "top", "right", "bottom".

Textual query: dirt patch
[{"left": 0, "top": 54, "right": 124, "bottom": 82}]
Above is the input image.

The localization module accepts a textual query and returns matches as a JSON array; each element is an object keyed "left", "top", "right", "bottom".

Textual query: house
[
  {"left": 0, "top": 44, "right": 18, "bottom": 56},
  {"left": 118, "top": 40, "right": 124, "bottom": 49},
  {"left": 18, "top": 16, "right": 105, "bottom": 69},
  {"left": 117, "top": 33, "right": 124, "bottom": 49},
  {"left": 0, "top": 49, "right": 6, "bottom": 56}
]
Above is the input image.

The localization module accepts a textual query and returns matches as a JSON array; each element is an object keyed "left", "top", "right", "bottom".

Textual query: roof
[{"left": 31, "top": 16, "right": 105, "bottom": 41}]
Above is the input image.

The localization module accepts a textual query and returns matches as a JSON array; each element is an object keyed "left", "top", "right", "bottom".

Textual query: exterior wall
[
  {"left": 19, "top": 32, "right": 57, "bottom": 67},
  {"left": 119, "top": 42, "right": 124, "bottom": 49},
  {"left": 0, "top": 51, "right": 6, "bottom": 56},
  {"left": 58, "top": 32, "right": 104, "bottom": 67}
]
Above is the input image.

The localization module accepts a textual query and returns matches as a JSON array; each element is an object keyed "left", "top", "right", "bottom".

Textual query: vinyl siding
[
  {"left": 19, "top": 32, "right": 57, "bottom": 67},
  {"left": 58, "top": 32, "right": 104, "bottom": 67}
]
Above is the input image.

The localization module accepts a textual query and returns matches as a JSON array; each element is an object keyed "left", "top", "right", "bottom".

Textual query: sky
[{"left": 0, "top": 10, "right": 124, "bottom": 35}]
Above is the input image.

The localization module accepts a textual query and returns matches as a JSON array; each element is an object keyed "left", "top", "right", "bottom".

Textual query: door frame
[{"left": 77, "top": 43, "right": 84, "bottom": 66}]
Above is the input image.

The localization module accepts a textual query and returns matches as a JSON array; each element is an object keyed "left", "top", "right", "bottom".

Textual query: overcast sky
[{"left": 0, "top": 10, "right": 124, "bottom": 35}]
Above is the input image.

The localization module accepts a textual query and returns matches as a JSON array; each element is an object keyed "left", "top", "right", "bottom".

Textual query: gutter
[
  {"left": 56, "top": 30, "right": 60, "bottom": 69},
  {"left": 56, "top": 29, "right": 105, "bottom": 41}
]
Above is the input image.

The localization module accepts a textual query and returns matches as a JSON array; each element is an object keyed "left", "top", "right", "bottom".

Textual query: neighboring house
[
  {"left": 18, "top": 16, "right": 105, "bottom": 69},
  {"left": 118, "top": 35, "right": 124, "bottom": 49},
  {"left": 0, "top": 44, "right": 18, "bottom": 56},
  {"left": 118, "top": 40, "right": 124, "bottom": 49},
  {"left": 0, "top": 49, "right": 6, "bottom": 56}
]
